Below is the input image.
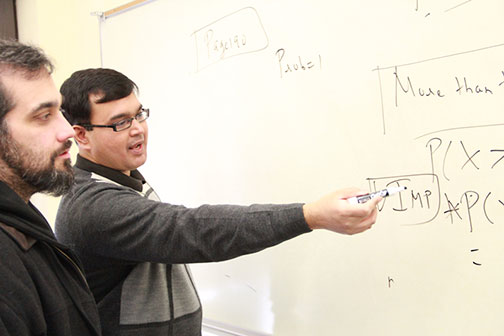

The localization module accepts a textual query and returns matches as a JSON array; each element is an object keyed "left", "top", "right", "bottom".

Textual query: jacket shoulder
[{"left": 0, "top": 222, "right": 36, "bottom": 251}]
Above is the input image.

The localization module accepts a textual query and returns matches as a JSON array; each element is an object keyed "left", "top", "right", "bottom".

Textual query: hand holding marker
[{"left": 347, "top": 186, "right": 407, "bottom": 204}]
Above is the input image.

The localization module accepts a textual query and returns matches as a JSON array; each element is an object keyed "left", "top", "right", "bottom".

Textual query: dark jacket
[{"left": 0, "top": 181, "right": 101, "bottom": 336}]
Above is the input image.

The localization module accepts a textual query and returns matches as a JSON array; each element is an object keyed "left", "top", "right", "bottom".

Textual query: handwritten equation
[
  {"left": 370, "top": 170, "right": 503, "bottom": 232},
  {"left": 369, "top": 126, "right": 504, "bottom": 272},
  {"left": 275, "top": 49, "right": 322, "bottom": 78}
]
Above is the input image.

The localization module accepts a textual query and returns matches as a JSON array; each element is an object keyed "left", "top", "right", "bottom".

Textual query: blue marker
[{"left": 347, "top": 186, "right": 407, "bottom": 204}]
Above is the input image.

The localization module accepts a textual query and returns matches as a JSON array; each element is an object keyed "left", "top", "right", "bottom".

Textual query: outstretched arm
[{"left": 303, "top": 188, "right": 381, "bottom": 235}]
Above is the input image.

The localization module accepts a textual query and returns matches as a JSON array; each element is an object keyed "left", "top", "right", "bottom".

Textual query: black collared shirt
[{"left": 75, "top": 154, "right": 145, "bottom": 192}]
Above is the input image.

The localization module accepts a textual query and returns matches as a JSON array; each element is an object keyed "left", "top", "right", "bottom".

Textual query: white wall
[{"left": 16, "top": 0, "right": 128, "bottom": 225}]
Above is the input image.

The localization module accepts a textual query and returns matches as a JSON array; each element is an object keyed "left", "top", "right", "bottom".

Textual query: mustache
[{"left": 50, "top": 140, "right": 73, "bottom": 162}]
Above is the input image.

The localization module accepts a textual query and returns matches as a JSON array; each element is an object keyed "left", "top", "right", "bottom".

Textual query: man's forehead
[
  {"left": 88, "top": 91, "right": 138, "bottom": 105},
  {"left": 1, "top": 67, "right": 52, "bottom": 85},
  {"left": 88, "top": 92, "right": 141, "bottom": 120},
  {"left": 1, "top": 69, "right": 59, "bottom": 113},
  {"left": 0, "top": 66, "right": 49, "bottom": 81}
]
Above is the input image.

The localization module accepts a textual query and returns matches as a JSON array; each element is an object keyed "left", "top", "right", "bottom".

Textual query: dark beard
[{"left": 0, "top": 125, "right": 74, "bottom": 197}]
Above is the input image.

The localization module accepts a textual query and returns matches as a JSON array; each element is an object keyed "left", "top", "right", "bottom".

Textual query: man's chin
[
  {"left": 55, "top": 157, "right": 73, "bottom": 170},
  {"left": 131, "top": 154, "right": 147, "bottom": 170},
  {"left": 40, "top": 169, "right": 74, "bottom": 196}
]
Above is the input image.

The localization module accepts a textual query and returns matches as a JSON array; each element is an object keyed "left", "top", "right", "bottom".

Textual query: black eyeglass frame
[{"left": 79, "top": 108, "right": 150, "bottom": 132}]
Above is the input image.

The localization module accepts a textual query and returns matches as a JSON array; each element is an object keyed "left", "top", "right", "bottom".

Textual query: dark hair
[
  {"left": 0, "top": 39, "right": 54, "bottom": 122},
  {"left": 60, "top": 68, "right": 138, "bottom": 125}
]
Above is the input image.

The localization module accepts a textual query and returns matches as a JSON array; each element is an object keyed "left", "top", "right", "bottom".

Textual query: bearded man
[{"left": 0, "top": 39, "right": 101, "bottom": 336}]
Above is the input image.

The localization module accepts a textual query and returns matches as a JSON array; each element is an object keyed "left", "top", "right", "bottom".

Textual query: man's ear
[{"left": 73, "top": 125, "right": 91, "bottom": 150}]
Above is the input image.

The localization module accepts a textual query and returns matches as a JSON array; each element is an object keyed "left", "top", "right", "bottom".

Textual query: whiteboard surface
[{"left": 100, "top": 1, "right": 504, "bottom": 335}]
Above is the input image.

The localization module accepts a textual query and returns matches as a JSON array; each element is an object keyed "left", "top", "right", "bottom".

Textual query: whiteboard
[{"left": 99, "top": 1, "right": 504, "bottom": 335}]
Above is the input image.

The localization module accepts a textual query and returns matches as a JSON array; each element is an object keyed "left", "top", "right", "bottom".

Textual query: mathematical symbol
[
  {"left": 490, "top": 150, "right": 504, "bottom": 169},
  {"left": 471, "top": 249, "right": 482, "bottom": 266},
  {"left": 460, "top": 141, "right": 480, "bottom": 170}
]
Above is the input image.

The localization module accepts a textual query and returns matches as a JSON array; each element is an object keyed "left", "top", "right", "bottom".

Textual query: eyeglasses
[{"left": 80, "top": 108, "right": 150, "bottom": 132}]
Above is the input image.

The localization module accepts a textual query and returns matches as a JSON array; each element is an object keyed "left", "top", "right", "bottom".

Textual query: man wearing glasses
[{"left": 55, "top": 68, "right": 381, "bottom": 336}]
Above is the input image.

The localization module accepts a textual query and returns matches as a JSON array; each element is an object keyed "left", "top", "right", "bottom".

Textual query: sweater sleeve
[{"left": 56, "top": 178, "right": 311, "bottom": 264}]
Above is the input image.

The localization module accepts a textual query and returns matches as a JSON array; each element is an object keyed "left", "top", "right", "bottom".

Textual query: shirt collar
[{"left": 75, "top": 154, "right": 146, "bottom": 192}]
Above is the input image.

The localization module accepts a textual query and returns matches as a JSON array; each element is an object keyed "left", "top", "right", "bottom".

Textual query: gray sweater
[{"left": 55, "top": 155, "right": 310, "bottom": 336}]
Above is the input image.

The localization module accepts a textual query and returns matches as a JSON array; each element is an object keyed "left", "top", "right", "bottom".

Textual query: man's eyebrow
[
  {"left": 29, "top": 101, "right": 59, "bottom": 115},
  {"left": 108, "top": 112, "right": 130, "bottom": 122},
  {"left": 108, "top": 105, "right": 143, "bottom": 122}
]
